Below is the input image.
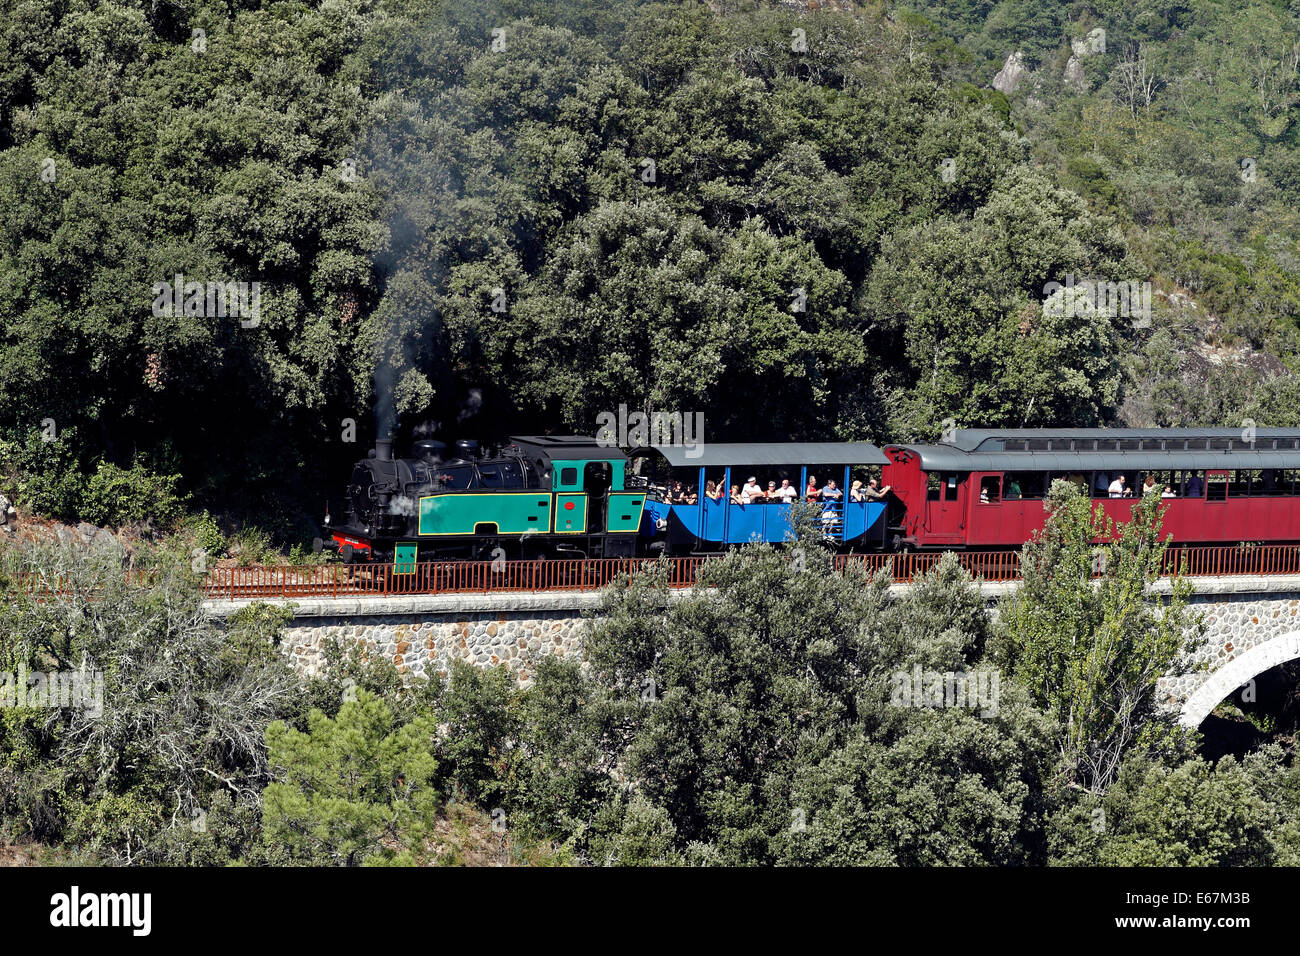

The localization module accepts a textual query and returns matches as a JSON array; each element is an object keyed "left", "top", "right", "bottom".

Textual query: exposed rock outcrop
[
  {"left": 1064, "top": 55, "right": 1086, "bottom": 90},
  {"left": 992, "top": 52, "right": 1026, "bottom": 94}
]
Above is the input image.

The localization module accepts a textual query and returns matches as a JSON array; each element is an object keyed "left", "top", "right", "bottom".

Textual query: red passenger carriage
[{"left": 881, "top": 428, "right": 1300, "bottom": 550}]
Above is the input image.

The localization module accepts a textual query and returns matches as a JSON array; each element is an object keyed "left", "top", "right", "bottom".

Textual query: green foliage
[
  {"left": 994, "top": 480, "right": 1201, "bottom": 793},
  {"left": 79, "top": 460, "right": 186, "bottom": 529},
  {"left": 466, "top": 542, "right": 1057, "bottom": 865},
  {"left": 188, "top": 511, "right": 228, "bottom": 560},
  {"left": 262, "top": 690, "right": 440, "bottom": 866},
  {"left": 1, "top": 430, "right": 90, "bottom": 520},
  {"left": 1049, "top": 750, "right": 1285, "bottom": 866},
  {"left": 0, "top": 539, "right": 303, "bottom": 864},
  {"left": 227, "top": 526, "right": 276, "bottom": 566},
  {"left": 0, "top": 0, "right": 1297, "bottom": 521}
]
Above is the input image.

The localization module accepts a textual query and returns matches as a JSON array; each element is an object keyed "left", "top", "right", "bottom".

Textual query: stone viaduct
[{"left": 204, "top": 575, "right": 1300, "bottom": 729}]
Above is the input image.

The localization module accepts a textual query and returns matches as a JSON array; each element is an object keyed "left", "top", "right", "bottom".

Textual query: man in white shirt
[
  {"left": 1108, "top": 475, "right": 1127, "bottom": 498},
  {"left": 741, "top": 477, "right": 761, "bottom": 503},
  {"left": 775, "top": 479, "right": 798, "bottom": 502}
]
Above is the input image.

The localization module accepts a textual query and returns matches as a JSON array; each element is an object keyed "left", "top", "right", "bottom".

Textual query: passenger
[
  {"left": 849, "top": 480, "right": 865, "bottom": 502},
  {"left": 1186, "top": 473, "right": 1204, "bottom": 498},
  {"left": 1005, "top": 479, "right": 1021, "bottom": 500},
  {"left": 774, "top": 478, "right": 798, "bottom": 503},
  {"left": 980, "top": 486, "right": 990, "bottom": 503},
  {"left": 1161, "top": 485, "right": 1176, "bottom": 498},
  {"left": 1094, "top": 472, "right": 1110, "bottom": 497},
  {"left": 764, "top": 480, "right": 779, "bottom": 502},
  {"left": 741, "top": 476, "right": 762, "bottom": 503},
  {"left": 685, "top": 485, "right": 698, "bottom": 505},
  {"left": 864, "top": 478, "right": 891, "bottom": 499},
  {"left": 1141, "top": 474, "right": 1158, "bottom": 495},
  {"left": 805, "top": 476, "right": 821, "bottom": 501},
  {"left": 822, "top": 480, "right": 843, "bottom": 501},
  {"left": 705, "top": 481, "right": 723, "bottom": 503},
  {"left": 729, "top": 484, "right": 743, "bottom": 504},
  {"left": 670, "top": 480, "right": 687, "bottom": 503},
  {"left": 1108, "top": 474, "right": 1127, "bottom": 498}
]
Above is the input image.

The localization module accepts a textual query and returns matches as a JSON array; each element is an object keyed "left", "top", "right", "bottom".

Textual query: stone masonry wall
[
  {"left": 1157, "top": 588, "right": 1300, "bottom": 724},
  {"left": 281, "top": 611, "right": 588, "bottom": 687}
]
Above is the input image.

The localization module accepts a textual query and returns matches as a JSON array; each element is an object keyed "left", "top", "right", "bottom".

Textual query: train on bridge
[{"left": 319, "top": 428, "right": 1300, "bottom": 566}]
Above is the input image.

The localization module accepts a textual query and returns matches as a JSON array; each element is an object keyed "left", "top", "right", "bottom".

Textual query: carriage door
[
  {"left": 584, "top": 461, "right": 612, "bottom": 532},
  {"left": 926, "top": 471, "right": 967, "bottom": 543}
]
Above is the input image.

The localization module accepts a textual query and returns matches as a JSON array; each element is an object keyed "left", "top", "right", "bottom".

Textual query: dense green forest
[
  {"left": 3, "top": 0, "right": 1299, "bottom": 539},
  {"left": 3, "top": 0, "right": 1300, "bottom": 867}
]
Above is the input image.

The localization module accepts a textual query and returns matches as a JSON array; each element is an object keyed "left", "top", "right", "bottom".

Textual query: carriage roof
[
  {"left": 892, "top": 428, "right": 1300, "bottom": 473},
  {"left": 630, "top": 442, "right": 889, "bottom": 468}
]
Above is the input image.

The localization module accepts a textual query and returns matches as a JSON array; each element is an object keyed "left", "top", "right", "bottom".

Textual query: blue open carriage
[{"left": 629, "top": 442, "right": 891, "bottom": 552}]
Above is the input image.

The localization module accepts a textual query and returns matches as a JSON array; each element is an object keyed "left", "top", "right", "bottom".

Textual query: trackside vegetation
[{"left": 3, "top": 498, "right": 1300, "bottom": 866}]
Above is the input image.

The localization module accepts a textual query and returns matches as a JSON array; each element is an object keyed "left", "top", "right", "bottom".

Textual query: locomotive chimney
[{"left": 375, "top": 438, "right": 393, "bottom": 461}]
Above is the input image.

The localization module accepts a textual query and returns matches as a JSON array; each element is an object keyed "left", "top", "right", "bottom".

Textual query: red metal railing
[
  {"left": 200, "top": 557, "right": 712, "bottom": 599},
  {"left": 197, "top": 545, "right": 1300, "bottom": 599},
  {"left": 12, "top": 545, "right": 1300, "bottom": 601}
]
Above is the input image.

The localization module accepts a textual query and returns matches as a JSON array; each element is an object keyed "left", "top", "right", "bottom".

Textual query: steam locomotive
[{"left": 321, "top": 435, "right": 658, "bottom": 564}]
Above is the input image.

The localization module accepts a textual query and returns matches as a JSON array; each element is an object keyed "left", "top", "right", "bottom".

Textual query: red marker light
[{"left": 564, "top": 501, "right": 575, "bottom": 510}]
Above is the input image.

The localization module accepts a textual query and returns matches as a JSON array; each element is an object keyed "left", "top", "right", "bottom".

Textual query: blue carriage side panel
[
  {"left": 658, "top": 500, "right": 889, "bottom": 546},
  {"left": 666, "top": 502, "right": 700, "bottom": 547},
  {"left": 722, "top": 502, "right": 763, "bottom": 543},
  {"left": 702, "top": 497, "right": 726, "bottom": 539},
  {"left": 764, "top": 503, "right": 794, "bottom": 542},
  {"left": 843, "top": 500, "right": 887, "bottom": 542}
]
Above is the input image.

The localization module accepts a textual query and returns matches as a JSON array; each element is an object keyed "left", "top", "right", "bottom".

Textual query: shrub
[
  {"left": 79, "top": 461, "right": 186, "bottom": 530},
  {"left": 188, "top": 512, "right": 228, "bottom": 559},
  {"left": 228, "top": 527, "right": 276, "bottom": 566},
  {"left": 5, "top": 430, "right": 88, "bottom": 521}
]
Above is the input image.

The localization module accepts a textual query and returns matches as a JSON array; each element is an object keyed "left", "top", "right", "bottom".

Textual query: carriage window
[
  {"left": 927, "top": 473, "right": 960, "bottom": 500},
  {"left": 1255, "top": 469, "right": 1281, "bottom": 495},
  {"left": 560, "top": 467, "right": 578, "bottom": 486},
  {"left": 1135, "top": 471, "right": 1172, "bottom": 495},
  {"left": 1229, "top": 469, "right": 1253, "bottom": 497},
  {"left": 980, "top": 476, "right": 1001, "bottom": 503},
  {"left": 1003, "top": 472, "right": 1044, "bottom": 499},
  {"left": 1206, "top": 471, "right": 1228, "bottom": 502},
  {"left": 1180, "top": 470, "right": 1205, "bottom": 497}
]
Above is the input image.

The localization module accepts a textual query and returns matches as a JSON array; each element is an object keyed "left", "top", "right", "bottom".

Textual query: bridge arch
[{"left": 1180, "top": 630, "right": 1300, "bottom": 728}]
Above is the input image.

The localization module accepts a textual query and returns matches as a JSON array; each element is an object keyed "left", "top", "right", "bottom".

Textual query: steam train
[{"left": 320, "top": 428, "right": 1300, "bottom": 564}]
